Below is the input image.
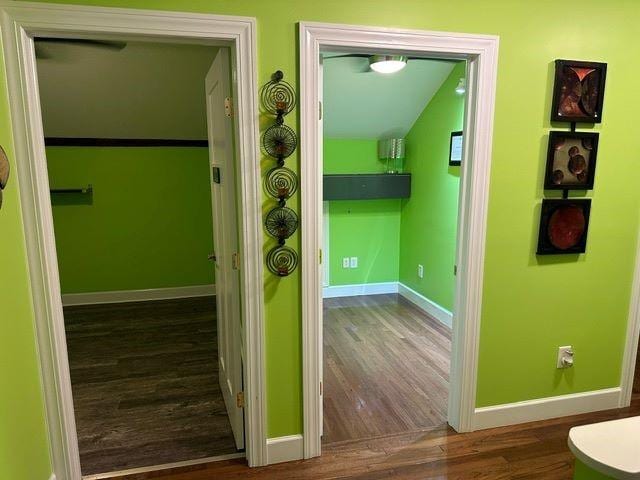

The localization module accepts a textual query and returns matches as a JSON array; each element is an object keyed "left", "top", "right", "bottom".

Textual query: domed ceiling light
[{"left": 368, "top": 55, "right": 408, "bottom": 74}]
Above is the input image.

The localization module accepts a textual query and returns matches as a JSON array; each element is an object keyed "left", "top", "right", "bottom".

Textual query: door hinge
[
  {"left": 320, "top": 381, "right": 323, "bottom": 396},
  {"left": 319, "top": 248, "right": 322, "bottom": 264},
  {"left": 454, "top": 265, "right": 458, "bottom": 276},
  {"left": 319, "top": 101, "right": 322, "bottom": 120},
  {"left": 224, "top": 97, "right": 234, "bottom": 117},
  {"left": 236, "top": 391, "right": 245, "bottom": 408},
  {"left": 232, "top": 252, "right": 240, "bottom": 270}
]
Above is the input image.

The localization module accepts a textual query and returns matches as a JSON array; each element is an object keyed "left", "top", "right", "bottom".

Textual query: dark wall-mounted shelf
[
  {"left": 50, "top": 184, "right": 93, "bottom": 195},
  {"left": 323, "top": 173, "right": 411, "bottom": 201}
]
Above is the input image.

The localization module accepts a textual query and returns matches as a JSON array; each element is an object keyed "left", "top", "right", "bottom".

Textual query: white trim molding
[
  {"left": 300, "top": 22, "right": 499, "bottom": 459},
  {"left": 61, "top": 284, "right": 216, "bottom": 306},
  {"left": 473, "top": 388, "right": 621, "bottom": 431},
  {"left": 49, "top": 475, "right": 56, "bottom": 480},
  {"left": 322, "top": 281, "right": 398, "bottom": 298},
  {"left": 0, "top": 2, "right": 266, "bottom": 477},
  {"left": 265, "top": 435, "right": 304, "bottom": 465},
  {"left": 398, "top": 283, "right": 453, "bottom": 328},
  {"left": 620, "top": 230, "right": 640, "bottom": 407},
  {"left": 83, "top": 453, "right": 244, "bottom": 480}
]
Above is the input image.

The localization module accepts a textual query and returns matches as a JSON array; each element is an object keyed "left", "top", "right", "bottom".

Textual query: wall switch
[
  {"left": 350, "top": 257, "right": 358, "bottom": 268},
  {"left": 342, "top": 257, "right": 350, "bottom": 268},
  {"left": 418, "top": 264, "right": 424, "bottom": 278},
  {"left": 557, "top": 346, "right": 574, "bottom": 369}
]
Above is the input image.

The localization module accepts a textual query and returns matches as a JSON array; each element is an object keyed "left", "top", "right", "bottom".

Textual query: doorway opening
[
  {"left": 300, "top": 23, "right": 499, "bottom": 458},
  {"left": 1, "top": 5, "right": 265, "bottom": 478},
  {"left": 36, "top": 38, "right": 244, "bottom": 477},
  {"left": 320, "top": 52, "right": 465, "bottom": 444}
]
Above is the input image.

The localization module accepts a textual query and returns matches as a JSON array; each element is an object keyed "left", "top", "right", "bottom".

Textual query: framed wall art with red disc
[{"left": 537, "top": 199, "right": 591, "bottom": 255}]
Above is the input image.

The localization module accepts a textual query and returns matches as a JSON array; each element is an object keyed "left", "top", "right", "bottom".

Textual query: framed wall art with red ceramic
[
  {"left": 544, "top": 131, "right": 599, "bottom": 190},
  {"left": 537, "top": 198, "right": 591, "bottom": 255}
]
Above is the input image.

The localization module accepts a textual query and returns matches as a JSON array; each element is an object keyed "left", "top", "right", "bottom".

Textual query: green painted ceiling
[{"left": 323, "top": 54, "right": 460, "bottom": 139}]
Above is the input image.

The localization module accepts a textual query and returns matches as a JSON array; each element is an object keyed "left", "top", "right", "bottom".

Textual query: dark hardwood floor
[
  {"left": 80, "top": 294, "right": 640, "bottom": 480},
  {"left": 107, "top": 397, "right": 640, "bottom": 480},
  {"left": 322, "top": 294, "right": 451, "bottom": 444},
  {"left": 64, "top": 296, "right": 238, "bottom": 475}
]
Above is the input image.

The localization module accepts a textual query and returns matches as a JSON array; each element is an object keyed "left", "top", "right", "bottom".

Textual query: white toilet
[{"left": 568, "top": 416, "right": 640, "bottom": 479}]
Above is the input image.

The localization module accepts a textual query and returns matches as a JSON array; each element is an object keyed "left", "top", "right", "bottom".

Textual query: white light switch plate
[
  {"left": 350, "top": 257, "right": 358, "bottom": 268},
  {"left": 418, "top": 264, "right": 424, "bottom": 278},
  {"left": 342, "top": 258, "right": 350, "bottom": 268}
]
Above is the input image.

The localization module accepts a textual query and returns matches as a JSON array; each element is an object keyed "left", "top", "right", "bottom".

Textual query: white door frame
[
  {"left": 299, "top": 22, "right": 499, "bottom": 458},
  {"left": 0, "top": 2, "right": 266, "bottom": 478},
  {"left": 620, "top": 233, "right": 640, "bottom": 406}
]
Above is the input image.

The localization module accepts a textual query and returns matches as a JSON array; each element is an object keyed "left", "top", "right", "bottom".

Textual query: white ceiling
[
  {"left": 36, "top": 40, "right": 219, "bottom": 140},
  {"left": 322, "top": 54, "right": 459, "bottom": 139}
]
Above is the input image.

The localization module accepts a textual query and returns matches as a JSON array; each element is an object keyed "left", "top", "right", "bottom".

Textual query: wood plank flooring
[
  {"left": 64, "top": 296, "right": 238, "bottom": 476},
  {"left": 80, "top": 293, "right": 640, "bottom": 480},
  {"left": 107, "top": 397, "right": 640, "bottom": 480},
  {"left": 322, "top": 294, "right": 451, "bottom": 444}
]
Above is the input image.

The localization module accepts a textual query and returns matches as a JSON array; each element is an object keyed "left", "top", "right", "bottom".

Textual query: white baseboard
[
  {"left": 398, "top": 282, "right": 453, "bottom": 328},
  {"left": 266, "top": 434, "right": 303, "bottom": 464},
  {"left": 322, "top": 281, "right": 398, "bottom": 298},
  {"left": 82, "top": 453, "right": 243, "bottom": 480},
  {"left": 61, "top": 284, "right": 216, "bottom": 306},
  {"left": 473, "top": 387, "right": 622, "bottom": 430}
]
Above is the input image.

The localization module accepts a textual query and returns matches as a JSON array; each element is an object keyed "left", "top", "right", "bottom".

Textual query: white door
[
  {"left": 318, "top": 55, "right": 324, "bottom": 438},
  {"left": 205, "top": 48, "right": 244, "bottom": 450}
]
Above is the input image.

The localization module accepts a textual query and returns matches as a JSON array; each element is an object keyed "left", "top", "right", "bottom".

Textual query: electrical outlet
[
  {"left": 418, "top": 264, "right": 424, "bottom": 278},
  {"left": 350, "top": 257, "right": 358, "bottom": 268},
  {"left": 557, "top": 346, "right": 574, "bottom": 369},
  {"left": 342, "top": 257, "right": 350, "bottom": 268}
]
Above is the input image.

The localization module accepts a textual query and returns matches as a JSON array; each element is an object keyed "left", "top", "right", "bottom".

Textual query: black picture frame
[
  {"left": 536, "top": 199, "right": 591, "bottom": 255},
  {"left": 449, "top": 130, "right": 463, "bottom": 166},
  {"left": 550, "top": 59, "right": 607, "bottom": 124},
  {"left": 544, "top": 131, "right": 599, "bottom": 190}
]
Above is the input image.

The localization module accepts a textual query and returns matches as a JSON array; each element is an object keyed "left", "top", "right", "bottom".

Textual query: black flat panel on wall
[{"left": 323, "top": 173, "right": 411, "bottom": 200}]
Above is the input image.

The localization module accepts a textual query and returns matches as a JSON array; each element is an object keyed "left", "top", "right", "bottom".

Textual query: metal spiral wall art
[
  {"left": 262, "top": 71, "right": 299, "bottom": 277},
  {"left": 263, "top": 124, "right": 297, "bottom": 165},
  {"left": 265, "top": 207, "right": 298, "bottom": 244},
  {"left": 265, "top": 166, "right": 298, "bottom": 205}
]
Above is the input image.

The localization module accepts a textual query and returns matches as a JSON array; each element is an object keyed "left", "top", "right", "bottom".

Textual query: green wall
[
  {"left": 324, "top": 63, "right": 465, "bottom": 305},
  {"left": 399, "top": 62, "right": 465, "bottom": 312},
  {"left": 324, "top": 138, "right": 382, "bottom": 174},
  {"left": 3, "top": 2, "right": 640, "bottom": 477},
  {"left": 324, "top": 138, "right": 400, "bottom": 286},
  {"left": 47, "top": 146, "right": 214, "bottom": 294}
]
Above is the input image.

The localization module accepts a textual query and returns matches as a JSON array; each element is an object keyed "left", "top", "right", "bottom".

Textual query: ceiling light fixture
[
  {"left": 369, "top": 55, "right": 408, "bottom": 74},
  {"left": 455, "top": 78, "right": 466, "bottom": 95}
]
